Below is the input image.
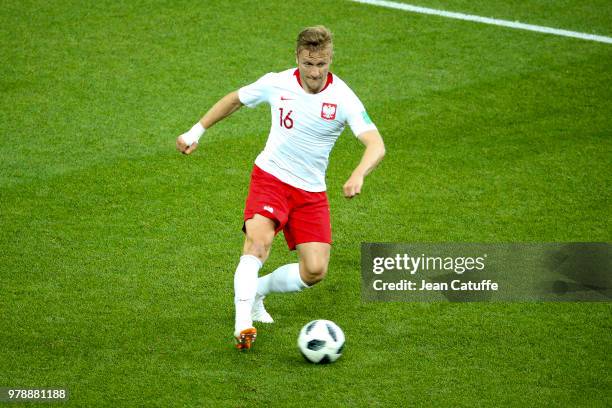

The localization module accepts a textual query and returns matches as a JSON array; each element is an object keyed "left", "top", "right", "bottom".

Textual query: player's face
[{"left": 296, "top": 47, "right": 332, "bottom": 94}]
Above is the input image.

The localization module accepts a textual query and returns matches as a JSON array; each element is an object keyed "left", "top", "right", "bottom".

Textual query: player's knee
[
  {"left": 301, "top": 261, "right": 328, "bottom": 286},
  {"left": 243, "top": 235, "right": 273, "bottom": 262}
]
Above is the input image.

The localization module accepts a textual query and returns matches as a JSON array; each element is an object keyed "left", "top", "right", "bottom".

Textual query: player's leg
[
  {"left": 296, "top": 242, "right": 331, "bottom": 285},
  {"left": 234, "top": 214, "right": 275, "bottom": 349},
  {"left": 243, "top": 214, "right": 276, "bottom": 262},
  {"left": 235, "top": 165, "right": 290, "bottom": 349},
  {"left": 254, "top": 242, "right": 329, "bottom": 299}
]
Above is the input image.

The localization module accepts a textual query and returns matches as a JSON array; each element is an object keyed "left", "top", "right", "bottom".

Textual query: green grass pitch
[{"left": 1, "top": 0, "right": 610, "bottom": 406}]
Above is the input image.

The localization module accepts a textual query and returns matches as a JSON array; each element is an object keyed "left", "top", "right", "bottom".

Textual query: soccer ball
[{"left": 297, "top": 320, "right": 345, "bottom": 364}]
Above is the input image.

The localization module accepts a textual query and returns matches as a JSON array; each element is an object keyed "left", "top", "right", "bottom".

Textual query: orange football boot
[{"left": 235, "top": 327, "right": 257, "bottom": 350}]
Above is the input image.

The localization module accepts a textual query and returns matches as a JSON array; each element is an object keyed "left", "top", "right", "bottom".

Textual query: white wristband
[{"left": 182, "top": 122, "right": 205, "bottom": 146}]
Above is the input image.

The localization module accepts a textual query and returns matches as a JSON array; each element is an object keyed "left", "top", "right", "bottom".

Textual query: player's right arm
[{"left": 176, "top": 91, "right": 243, "bottom": 155}]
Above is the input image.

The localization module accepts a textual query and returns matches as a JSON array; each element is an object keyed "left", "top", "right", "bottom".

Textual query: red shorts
[{"left": 243, "top": 165, "right": 332, "bottom": 250}]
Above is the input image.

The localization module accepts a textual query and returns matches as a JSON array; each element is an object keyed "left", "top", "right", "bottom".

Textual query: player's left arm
[{"left": 343, "top": 130, "right": 385, "bottom": 198}]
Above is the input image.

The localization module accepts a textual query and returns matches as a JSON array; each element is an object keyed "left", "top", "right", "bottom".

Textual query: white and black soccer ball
[{"left": 298, "top": 320, "right": 345, "bottom": 364}]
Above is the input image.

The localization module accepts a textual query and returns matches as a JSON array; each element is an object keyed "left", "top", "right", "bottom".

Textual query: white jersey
[{"left": 238, "top": 68, "right": 377, "bottom": 192}]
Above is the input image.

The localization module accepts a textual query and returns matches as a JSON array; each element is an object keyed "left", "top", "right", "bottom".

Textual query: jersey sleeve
[
  {"left": 238, "top": 73, "right": 275, "bottom": 108},
  {"left": 344, "top": 89, "right": 377, "bottom": 137}
]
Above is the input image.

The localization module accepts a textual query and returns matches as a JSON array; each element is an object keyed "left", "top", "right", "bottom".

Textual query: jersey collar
[{"left": 293, "top": 69, "right": 333, "bottom": 93}]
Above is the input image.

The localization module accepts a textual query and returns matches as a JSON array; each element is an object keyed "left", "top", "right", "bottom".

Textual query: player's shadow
[{"left": 541, "top": 243, "right": 611, "bottom": 300}]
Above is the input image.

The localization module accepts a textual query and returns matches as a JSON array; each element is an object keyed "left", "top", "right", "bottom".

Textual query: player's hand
[
  {"left": 176, "top": 134, "right": 199, "bottom": 155},
  {"left": 343, "top": 174, "right": 364, "bottom": 198}
]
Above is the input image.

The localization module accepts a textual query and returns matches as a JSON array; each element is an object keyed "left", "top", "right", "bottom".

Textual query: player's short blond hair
[{"left": 296, "top": 26, "right": 333, "bottom": 54}]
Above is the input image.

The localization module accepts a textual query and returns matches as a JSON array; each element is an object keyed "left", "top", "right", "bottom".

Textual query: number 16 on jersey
[{"left": 279, "top": 108, "right": 294, "bottom": 129}]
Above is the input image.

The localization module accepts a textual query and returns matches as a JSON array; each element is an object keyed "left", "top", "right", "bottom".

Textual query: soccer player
[{"left": 176, "top": 26, "right": 385, "bottom": 350}]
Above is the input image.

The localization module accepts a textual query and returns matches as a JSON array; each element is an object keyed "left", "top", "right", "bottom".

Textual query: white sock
[
  {"left": 234, "top": 255, "right": 262, "bottom": 335},
  {"left": 256, "top": 263, "right": 308, "bottom": 296}
]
